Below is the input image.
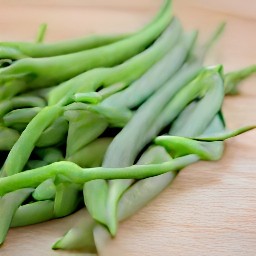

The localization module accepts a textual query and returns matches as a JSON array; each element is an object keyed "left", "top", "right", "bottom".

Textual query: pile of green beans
[{"left": 0, "top": 0, "right": 255, "bottom": 254}]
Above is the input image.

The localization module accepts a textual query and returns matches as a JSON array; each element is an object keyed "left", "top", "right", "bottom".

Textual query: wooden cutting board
[{"left": 0, "top": 0, "right": 256, "bottom": 255}]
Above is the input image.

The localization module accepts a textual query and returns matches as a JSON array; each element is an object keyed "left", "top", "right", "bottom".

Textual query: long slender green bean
[
  {"left": 0, "top": 155, "right": 199, "bottom": 196},
  {"left": 0, "top": 33, "right": 128, "bottom": 59},
  {"left": 1, "top": 105, "right": 63, "bottom": 177},
  {"left": 224, "top": 64, "right": 256, "bottom": 94}
]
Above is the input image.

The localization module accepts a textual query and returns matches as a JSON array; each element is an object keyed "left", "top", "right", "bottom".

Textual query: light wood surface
[{"left": 0, "top": 0, "right": 256, "bottom": 255}]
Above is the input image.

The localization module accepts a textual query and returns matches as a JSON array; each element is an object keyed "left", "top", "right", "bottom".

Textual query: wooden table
[{"left": 0, "top": 0, "right": 256, "bottom": 255}]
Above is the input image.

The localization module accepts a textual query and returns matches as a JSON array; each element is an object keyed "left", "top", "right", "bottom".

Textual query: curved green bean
[
  {"left": 1, "top": 105, "right": 63, "bottom": 177},
  {"left": 0, "top": 155, "right": 199, "bottom": 196}
]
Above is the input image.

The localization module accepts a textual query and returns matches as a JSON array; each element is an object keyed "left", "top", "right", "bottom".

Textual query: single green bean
[
  {"left": 36, "top": 116, "right": 68, "bottom": 147},
  {"left": 32, "top": 178, "right": 56, "bottom": 201},
  {"left": 10, "top": 200, "right": 54, "bottom": 227},
  {"left": 155, "top": 136, "right": 224, "bottom": 160},
  {"left": 53, "top": 182, "right": 81, "bottom": 218},
  {"left": 0, "top": 95, "right": 45, "bottom": 119},
  {"left": 1, "top": 105, "right": 63, "bottom": 177},
  {"left": 67, "top": 138, "right": 112, "bottom": 168},
  {"left": 3, "top": 107, "right": 41, "bottom": 130},
  {"left": 0, "top": 126, "right": 19, "bottom": 151},
  {"left": 52, "top": 210, "right": 97, "bottom": 252},
  {"left": 0, "top": 155, "right": 199, "bottom": 196},
  {"left": 36, "top": 147, "right": 64, "bottom": 164},
  {"left": 0, "top": 33, "right": 129, "bottom": 59},
  {"left": 118, "top": 146, "right": 174, "bottom": 221},
  {"left": 35, "top": 23, "right": 48, "bottom": 44},
  {"left": 26, "top": 160, "right": 48, "bottom": 170},
  {"left": 224, "top": 64, "right": 256, "bottom": 94},
  {"left": 64, "top": 109, "right": 108, "bottom": 157}
]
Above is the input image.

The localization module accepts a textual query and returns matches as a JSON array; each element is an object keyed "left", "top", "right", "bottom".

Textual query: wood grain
[{"left": 0, "top": 1, "right": 256, "bottom": 255}]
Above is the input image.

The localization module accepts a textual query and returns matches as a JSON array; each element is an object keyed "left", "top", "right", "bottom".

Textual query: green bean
[
  {"left": 189, "top": 125, "right": 256, "bottom": 141},
  {"left": 73, "top": 92, "right": 103, "bottom": 104},
  {"left": 65, "top": 102, "right": 133, "bottom": 127},
  {"left": 199, "top": 22, "right": 226, "bottom": 61},
  {"left": 32, "top": 178, "right": 56, "bottom": 201},
  {"left": 0, "top": 95, "right": 45, "bottom": 119},
  {"left": 0, "top": 155, "right": 199, "bottom": 196},
  {"left": 0, "top": 46, "right": 26, "bottom": 60},
  {"left": 26, "top": 160, "right": 48, "bottom": 169},
  {"left": 36, "top": 147, "right": 64, "bottom": 164},
  {"left": 1, "top": 33, "right": 129, "bottom": 59},
  {"left": 53, "top": 182, "right": 81, "bottom": 218},
  {"left": 0, "top": 0, "right": 172, "bottom": 99},
  {"left": 67, "top": 138, "right": 112, "bottom": 168},
  {"left": 1, "top": 105, "right": 63, "bottom": 177},
  {"left": 0, "top": 126, "right": 19, "bottom": 151},
  {"left": 224, "top": 64, "right": 256, "bottom": 94},
  {"left": 155, "top": 136, "right": 224, "bottom": 160},
  {"left": 64, "top": 109, "right": 108, "bottom": 157},
  {"left": 72, "top": 82, "right": 129, "bottom": 104},
  {"left": 36, "top": 116, "right": 68, "bottom": 147},
  {"left": 52, "top": 211, "right": 97, "bottom": 252},
  {"left": 35, "top": 23, "right": 48, "bottom": 44},
  {"left": 83, "top": 180, "right": 109, "bottom": 225},
  {"left": 48, "top": 17, "right": 181, "bottom": 105},
  {"left": 118, "top": 146, "right": 174, "bottom": 221},
  {"left": 10, "top": 200, "right": 54, "bottom": 227},
  {"left": 3, "top": 107, "right": 41, "bottom": 130},
  {"left": 0, "top": 188, "right": 33, "bottom": 244}
]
